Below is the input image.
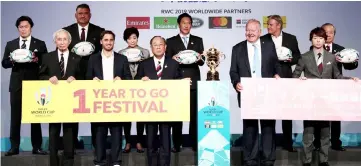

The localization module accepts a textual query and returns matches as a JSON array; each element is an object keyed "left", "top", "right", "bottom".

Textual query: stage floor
[{"left": 2, "top": 147, "right": 361, "bottom": 166}]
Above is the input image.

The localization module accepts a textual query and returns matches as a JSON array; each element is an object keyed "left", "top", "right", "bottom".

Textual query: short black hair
[
  {"left": 76, "top": 3, "right": 90, "bottom": 11},
  {"left": 15, "top": 16, "right": 34, "bottom": 28},
  {"left": 123, "top": 27, "right": 139, "bottom": 41},
  {"left": 309, "top": 27, "right": 327, "bottom": 41},
  {"left": 100, "top": 30, "right": 115, "bottom": 40},
  {"left": 150, "top": 36, "right": 167, "bottom": 45},
  {"left": 177, "top": 13, "right": 193, "bottom": 24}
]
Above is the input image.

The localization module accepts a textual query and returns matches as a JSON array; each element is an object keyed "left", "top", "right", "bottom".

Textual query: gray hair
[
  {"left": 246, "top": 19, "right": 262, "bottom": 30},
  {"left": 52, "top": 29, "right": 72, "bottom": 43}
]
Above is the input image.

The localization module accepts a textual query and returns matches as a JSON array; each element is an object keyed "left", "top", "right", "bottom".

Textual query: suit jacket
[
  {"left": 39, "top": 51, "right": 82, "bottom": 80},
  {"left": 135, "top": 56, "right": 182, "bottom": 80},
  {"left": 86, "top": 52, "right": 132, "bottom": 80},
  {"left": 63, "top": 23, "right": 105, "bottom": 79},
  {"left": 309, "top": 43, "right": 358, "bottom": 73},
  {"left": 292, "top": 50, "right": 349, "bottom": 79},
  {"left": 263, "top": 31, "right": 301, "bottom": 78},
  {"left": 229, "top": 37, "right": 281, "bottom": 107},
  {"left": 118, "top": 46, "right": 151, "bottom": 79},
  {"left": 165, "top": 34, "right": 204, "bottom": 89},
  {"left": 2, "top": 37, "right": 48, "bottom": 92}
]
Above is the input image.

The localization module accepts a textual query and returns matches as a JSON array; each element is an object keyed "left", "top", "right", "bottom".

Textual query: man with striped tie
[
  {"left": 292, "top": 27, "right": 358, "bottom": 166},
  {"left": 135, "top": 36, "right": 189, "bottom": 166}
]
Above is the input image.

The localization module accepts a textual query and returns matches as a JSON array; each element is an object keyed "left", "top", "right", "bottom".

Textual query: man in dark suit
[
  {"left": 229, "top": 19, "right": 281, "bottom": 166},
  {"left": 136, "top": 36, "right": 188, "bottom": 166},
  {"left": 293, "top": 27, "right": 358, "bottom": 166},
  {"left": 263, "top": 15, "right": 301, "bottom": 152},
  {"left": 1, "top": 16, "right": 48, "bottom": 156},
  {"left": 62, "top": 3, "right": 105, "bottom": 149},
  {"left": 39, "top": 29, "right": 82, "bottom": 166},
  {"left": 311, "top": 23, "right": 358, "bottom": 152},
  {"left": 165, "top": 13, "right": 205, "bottom": 152},
  {"left": 86, "top": 30, "right": 132, "bottom": 166}
]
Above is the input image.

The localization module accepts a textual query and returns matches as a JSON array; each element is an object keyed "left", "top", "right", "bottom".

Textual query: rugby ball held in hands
[
  {"left": 276, "top": 46, "right": 293, "bottom": 61},
  {"left": 335, "top": 48, "right": 359, "bottom": 63},
  {"left": 10, "top": 49, "right": 33, "bottom": 63},
  {"left": 174, "top": 50, "right": 199, "bottom": 64},
  {"left": 121, "top": 48, "right": 143, "bottom": 62},
  {"left": 71, "top": 42, "right": 95, "bottom": 56}
]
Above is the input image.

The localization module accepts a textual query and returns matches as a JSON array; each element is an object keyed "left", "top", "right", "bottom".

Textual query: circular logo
[
  {"left": 192, "top": 17, "right": 204, "bottom": 28},
  {"left": 212, "top": 17, "right": 228, "bottom": 26}
]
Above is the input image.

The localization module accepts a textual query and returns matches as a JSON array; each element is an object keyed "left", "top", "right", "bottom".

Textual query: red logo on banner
[{"left": 126, "top": 17, "right": 150, "bottom": 29}]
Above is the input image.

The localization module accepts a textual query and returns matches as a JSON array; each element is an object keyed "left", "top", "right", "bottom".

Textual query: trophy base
[{"left": 206, "top": 71, "right": 219, "bottom": 81}]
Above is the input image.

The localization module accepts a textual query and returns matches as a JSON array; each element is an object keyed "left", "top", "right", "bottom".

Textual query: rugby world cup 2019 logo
[
  {"left": 35, "top": 87, "right": 52, "bottom": 106},
  {"left": 208, "top": 97, "right": 217, "bottom": 107}
]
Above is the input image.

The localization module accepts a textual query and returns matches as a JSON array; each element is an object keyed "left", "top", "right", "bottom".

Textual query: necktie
[
  {"left": 182, "top": 36, "right": 188, "bottom": 48},
  {"left": 21, "top": 40, "right": 27, "bottom": 49},
  {"left": 252, "top": 44, "right": 261, "bottom": 77},
  {"left": 156, "top": 61, "right": 162, "bottom": 79},
  {"left": 325, "top": 44, "right": 330, "bottom": 52},
  {"left": 317, "top": 53, "right": 323, "bottom": 73},
  {"left": 60, "top": 53, "right": 65, "bottom": 78},
  {"left": 80, "top": 28, "right": 86, "bottom": 41}
]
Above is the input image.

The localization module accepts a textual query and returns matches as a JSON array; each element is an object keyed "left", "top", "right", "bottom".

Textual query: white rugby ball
[
  {"left": 71, "top": 42, "right": 95, "bottom": 56},
  {"left": 174, "top": 50, "right": 199, "bottom": 64},
  {"left": 335, "top": 48, "right": 359, "bottom": 63},
  {"left": 276, "top": 46, "right": 292, "bottom": 61},
  {"left": 121, "top": 48, "right": 143, "bottom": 62},
  {"left": 10, "top": 49, "right": 33, "bottom": 63}
]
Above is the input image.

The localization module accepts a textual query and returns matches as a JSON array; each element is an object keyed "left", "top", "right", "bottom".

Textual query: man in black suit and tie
[
  {"left": 229, "top": 19, "right": 281, "bottom": 166},
  {"left": 165, "top": 13, "right": 205, "bottom": 152},
  {"left": 39, "top": 29, "right": 82, "bottom": 166},
  {"left": 86, "top": 30, "right": 132, "bottom": 166},
  {"left": 263, "top": 15, "right": 301, "bottom": 152},
  {"left": 1, "top": 16, "right": 48, "bottom": 156},
  {"left": 136, "top": 36, "right": 188, "bottom": 166},
  {"left": 63, "top": 3, "right": 105, "bottom": 149},
  {"left": 312, "top": 23, "right": 358, "bottom": 152}
]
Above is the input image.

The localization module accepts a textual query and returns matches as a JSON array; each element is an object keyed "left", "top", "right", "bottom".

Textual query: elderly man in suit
[
  {"left": 229, "top": 19, "right": 281, "bottom": 166},
  {"left": 63, "top": 3, "right": 105, "bottom": 149},
  {"left": 2, "top": 15, "right": 48, "bottom": 156},
  {"left": 293, "top": 27, "right": 358, "bottom": 166}
]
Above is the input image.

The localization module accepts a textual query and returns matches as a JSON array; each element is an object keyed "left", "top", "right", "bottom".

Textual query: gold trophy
[{"left": 202, "top": 47, "right": 225, "bottom": 81}]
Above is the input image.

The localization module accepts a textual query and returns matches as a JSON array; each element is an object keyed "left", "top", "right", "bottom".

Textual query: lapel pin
[
  {"left": 34, "top": 49, "right": 38, "bottom": 52},
  {"left": 191, "top": 42, "right": 194, "bottom": 45},
  {"left": 165, "top": 64, "right": 168, "bottom": 68}
]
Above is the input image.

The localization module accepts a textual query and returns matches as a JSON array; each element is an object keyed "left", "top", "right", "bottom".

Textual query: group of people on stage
[{"left": 2, "top": 3, "right": 359, "bottom": 166}]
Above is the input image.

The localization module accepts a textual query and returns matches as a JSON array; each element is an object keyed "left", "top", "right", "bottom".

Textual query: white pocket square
[
  {"left": 34, "top": 49, "right": 38, "bottom": 52},
  {"left": 327, "top": 62, "right": 331, "bottom": 65}
]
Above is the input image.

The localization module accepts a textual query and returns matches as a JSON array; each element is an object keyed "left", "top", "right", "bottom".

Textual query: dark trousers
[
  {"left": 303, "top": 121, "right": 330, "bottom": 163},
  {"left": 93, "top": 122, "right": 122, "bottom": 166},
  {"left": 314, "top": 121, "right": 342, "bottom": 148},
  {"left": 282, "top": 120, "right": 293, "bottom": 149},
  {"left": 243, "top": 119, "right": 276, "bottom": 166},
  {"left": 146, "top": 122, "right": 171, "bottom": 166},
  {"left": 123, "top": 122, "right": 146, "bottom": 145},
  {"left": 49, "top": 123, "right": 76, "bottom": 166},
  {"left": 10, "top": 90, "right": 43, "bottom": 149},
  {"left": 171, "top": 90, "right": 197, "bottom": 149},
  {"left": 73, "top": 123, "right": 96, "bottom": 149}
]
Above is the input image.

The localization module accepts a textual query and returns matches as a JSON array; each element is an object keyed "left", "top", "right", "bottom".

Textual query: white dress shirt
[
  {"left": 271, "top": 31, "right": 283, "bottom": 49},
  {"left": 153, "top": 55, "right": 165, "bottom": 80},
  {"left": 19, "top": 36, "right": 31, "bottom": 49},
  {"left": 179, "top": 33, "right": 190, "bottom": 48},
  {"left": 58, "top": 49, "right": 69, "bottom": 74},
  {"left": 78, "top": 24, "right": 89, "bottom": 41},
  {"left": 101, "top": 50, "right": 114, "bottom": 80},
  {"left": 247, "top": 39, "right": 262, "bottom": 78}
]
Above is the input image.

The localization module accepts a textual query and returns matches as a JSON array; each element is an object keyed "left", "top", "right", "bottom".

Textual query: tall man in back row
[
  {"left": 63, "top": 3, "right": 105, "bottom": 149},
  {"left": 165, "top": 13, "right": 205, "bottom": 152}
]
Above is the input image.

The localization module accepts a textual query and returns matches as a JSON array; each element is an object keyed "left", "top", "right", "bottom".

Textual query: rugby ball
[
  {"left": 276, "top": 46, "right": 292, "bottom": 61},
  {"left": 174, "top": 50, "right": 199, "bottom": 64},
  {"left": 335, "top": 48, "right": 359, "bottom": 63},
  {"left": 71, "top": 42, "right": 95, "bottom": 56},
  {"left": 121, "top": 48, "right": 143, "bottom": 62},
  {"left": 10, "top": 49, "right": 33, "bottom": 63}
]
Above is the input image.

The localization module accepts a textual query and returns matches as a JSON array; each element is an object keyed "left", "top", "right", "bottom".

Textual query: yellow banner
[{"left": 22, "top": 80, "right": 190, "bottom": 123}]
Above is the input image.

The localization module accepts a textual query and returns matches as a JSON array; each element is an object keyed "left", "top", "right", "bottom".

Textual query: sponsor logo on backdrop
[
  {"left": 126, "top": 17, "right": 150, "bottom": 29},
  {"left": 263, "top": 16, "right": 287, "bottom": 28},
  {"left": 154, "top": 17, "right": 178, "bottom": 29},
  {"left": 160, "top": 8, "right": 251, "bottom": 14},
  {"left": 236, "top": 18, "right": 249, "bottom": 28},
  {"left": 209, "top": 17, "right": 232, "bottom": 29},
  {"left": 192, "top": 17, "right": 204, "bottom": 28},
  {"left": 32, "top": 87, "right": 55, "bottom": 117}
]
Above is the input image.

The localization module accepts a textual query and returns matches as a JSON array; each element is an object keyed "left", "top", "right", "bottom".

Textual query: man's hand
[
  {"left": 93, "top": 77, "right": 100, "bottom": 81},
  {"left": 141, "top": 76, "right": 150, "bottom": 81},
  {"left": 351, "top": 77, "right": 359, "bottom": 82},
  {"left": 236, "top": 83, "right": 243, "bottom": 92},
  {"left": 114, "top": 76, "right": 121, "bottom": 82},
  {"left": 172, "top": 55, "right": 182, "bottom": 64},
  {"left": 299, "top": 76, "right": 307, "bottom": 80},
  {"left": 31, "top": 53, "right": 38, "bottom": 63},
  {"left": 274, "top": 74, "right": 281, "bottom": 79},
  {"left": 336, "top": 56, "right": 342, "bottom": 62},
  {"left": 182, "top": 77, "right": 192, "bottom": 85},
  {"left": 49, "top": 76, "right": 58, "bottom": 85},
  {"left": 67, "top": 76, "right": 76, "bottom": 83}
]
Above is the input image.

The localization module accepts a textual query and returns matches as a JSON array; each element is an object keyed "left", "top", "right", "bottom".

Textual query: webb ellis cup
[{"left": 202, "top": 47, "right": 225, "bottom": 81}]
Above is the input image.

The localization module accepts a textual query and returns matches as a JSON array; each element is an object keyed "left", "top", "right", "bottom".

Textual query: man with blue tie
[{"left": 229, "top": 19, "right": 281, "bottom": 166}]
